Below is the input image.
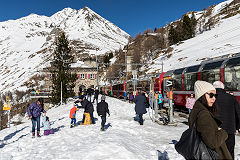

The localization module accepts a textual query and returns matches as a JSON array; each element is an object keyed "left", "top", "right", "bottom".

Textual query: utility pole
[
  {"left": 162, "top": 61, "right": 164, "bottom": 73},
  {"left": 96, "top": 55, "right": 99, "bottom": 89},
  {"left": 96, "top": 48, "right": 99, "bottom": 89}
]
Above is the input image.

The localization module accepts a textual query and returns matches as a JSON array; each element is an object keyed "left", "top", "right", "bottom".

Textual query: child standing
[
  {"left": 70, "top": 103, "right": 78, "bottom": 128},
  {"left": 42, "top": 115, "right": 54, "bottom": 136}
]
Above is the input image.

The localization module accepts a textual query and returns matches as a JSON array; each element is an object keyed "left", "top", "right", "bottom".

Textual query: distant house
[{"left": 43, "top": 58, "right": 97, "bottom": 96}]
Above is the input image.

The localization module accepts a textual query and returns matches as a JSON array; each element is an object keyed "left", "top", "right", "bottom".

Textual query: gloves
[{"left": 73, "top": 114, "right": 76, "bottom": 118}]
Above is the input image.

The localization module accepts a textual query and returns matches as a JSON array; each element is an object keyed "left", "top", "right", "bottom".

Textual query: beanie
[
  {"left": 213, "top": 81, "right": 225, "bottom": 89},
  {"left": 101, "top": 95, "right": 106, "bottom": 101},
  {"left": 194, "top": 80, "right": 216, "bottom": 100}
]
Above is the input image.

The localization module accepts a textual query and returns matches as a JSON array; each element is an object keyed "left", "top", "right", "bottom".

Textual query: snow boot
[
  {"left": 100, "top": 127, "right": 104, "bottom": 131},
  {"left": 37, "top": 131, "right": 41, "bottom": 137},
  {"left": 32, "top": 132, "right": 35, "bottom": 138}
]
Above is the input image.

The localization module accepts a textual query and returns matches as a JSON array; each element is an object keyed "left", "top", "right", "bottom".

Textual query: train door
[
  {"left": 162, "top": 70, "right": 174, "bottom": 108},
  {"left": 172, "top": 68, "right": 185, "bottom": 106}
]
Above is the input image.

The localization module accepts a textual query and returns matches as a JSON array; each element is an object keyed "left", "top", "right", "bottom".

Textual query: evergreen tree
[
  {"left": 191, "top": 12, "right": 197, "bottom": 36},
  {"left": 168, "top": 25, "right": 180, "bottom": 45},
  {"left": 50, "top": 32, "right": 77, "bottom": 105},
  {"left": 182, "top": 15, "right": 194, "bottom": 40}
]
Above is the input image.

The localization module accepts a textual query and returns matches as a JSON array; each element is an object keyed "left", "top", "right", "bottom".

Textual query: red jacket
[{"left": 69, "top": 107, "right": 76, "bottom": 118}]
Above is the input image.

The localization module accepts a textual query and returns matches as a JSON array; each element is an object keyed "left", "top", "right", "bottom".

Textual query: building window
[
  {"left": 80, "top": 74, "right": 85, "bottom": 79},
  {"left": 90, "top": 74, "right": 95, "bottom": 79}
]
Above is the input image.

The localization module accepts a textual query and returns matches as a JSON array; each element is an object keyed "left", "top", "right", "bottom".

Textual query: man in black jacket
[
  {"left": 93, "top": 88, "right": 100, "bottom": 104},
  {"left": 213, "top": 81, "right": 240, "bottom": 159},
  {"left": 75, "top": 95, "right": 95, "bottom": 124},
  {"left": 97, "top": 95, "right": 110, "bottom": 131},
  {"left": 133, "top": 91, "right": 147, "bottom": 125}
]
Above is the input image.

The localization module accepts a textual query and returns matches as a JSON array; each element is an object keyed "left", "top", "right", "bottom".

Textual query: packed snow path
[{"left": 1, "top": 96, "right": 240, "bottom": 160}]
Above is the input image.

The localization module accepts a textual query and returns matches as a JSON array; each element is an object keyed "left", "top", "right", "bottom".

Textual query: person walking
[
  {"left": 27, "top": 98, "right": 46, "bottom": 138},
  {"left": 188, "top": 80, "right": 232, "bottom": 159},
  {"left": 213, "top": 81, "right": 240, "bottom": 159},
  {"left": 93, "top": 87, "right": 100, "bottom": 104},
  {"left": 75, "top": 95, "right": 95, "bottom": 124},
  {"left": 97, "top": 95, "right": 110, "bottom": 131},
  {"left": 185, "top": 94, "right": 196, "bottom": 113},
  {"left": 133, "top": 90, "right": 147, "bottom": 125},
  {"left": 87, "top": 87, "right": 92, "bottom": 102}
]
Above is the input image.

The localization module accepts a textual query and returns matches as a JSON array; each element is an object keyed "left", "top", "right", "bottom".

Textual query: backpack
[{"left": 175, "top": 110, "right": 219, "bottom": 160}]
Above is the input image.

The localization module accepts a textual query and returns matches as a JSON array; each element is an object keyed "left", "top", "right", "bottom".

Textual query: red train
[{"left": 102, "top": 53, "right": 240, "bottom": 109}]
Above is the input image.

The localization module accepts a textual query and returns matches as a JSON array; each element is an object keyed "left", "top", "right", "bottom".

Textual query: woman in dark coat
[
  {"left": 133, "top": 91, "right": 147, "bottom": 125},
  {"left": 189, "top": 80, "right": 232, "bottom": 159}
]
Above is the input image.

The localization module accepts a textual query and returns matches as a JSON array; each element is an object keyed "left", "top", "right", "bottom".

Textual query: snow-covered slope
[
  {"left": 0, "top": 97, "right": 239, "bottom": 159},
  {"left": 148, "top": 0, "right": 240, "bottom": 73},
  {"left": 0, "top": 7, "right": 129, "bottom": 92}
]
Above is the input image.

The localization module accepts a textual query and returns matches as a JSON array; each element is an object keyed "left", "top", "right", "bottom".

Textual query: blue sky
[{"left": 0, "top": 0, "right": 225, "bottom": 37}]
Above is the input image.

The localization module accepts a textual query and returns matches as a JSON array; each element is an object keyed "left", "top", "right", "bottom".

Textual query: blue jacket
[
  {"left": 27, "top": 102, "right": 45, "bottom": 118},
  {"left": 133, "top": 94, "right": 147, "bottom": 115}
]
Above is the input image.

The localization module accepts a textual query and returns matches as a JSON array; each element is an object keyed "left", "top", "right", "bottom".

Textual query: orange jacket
[{"left": 69, "top": 107, "right": 76, "bottom": 118}]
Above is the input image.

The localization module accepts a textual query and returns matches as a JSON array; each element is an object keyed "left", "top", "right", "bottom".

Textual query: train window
[
  {"left": 184, "top": 72, "right": 198, "bottom": 91},
  {"left": 172, "top": 68, "right": 184, "bottom": 91},
  {"left": 185, "top": 65, "right": 201, "bottom": 73},
  {"left": 172, "top": 74, "right": 182, "bottom": 90},
  {"left": 201, "top": 61, "right": 223, "bottom": 84},
  {"left": 173, "top": 68, "right": 185, "bottom": 74},
  {"left": 224, "top": 57, "right": 240, "bottom": 91},
  {"left": 201, "top": 69, "right": 220, "bottom": 84},
  {"left": 202, "top": 60, "right": 224, "bottom": 70}
]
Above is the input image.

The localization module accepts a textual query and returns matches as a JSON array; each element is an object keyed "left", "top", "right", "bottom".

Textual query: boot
[
  {"left": 32, "top": 132, "right": 35, "bottom": 138},
  {"left": 100, "top": 127, "right": 104, "bottom": 131},
  {"left": 37, "top": 131, "right": 41, "bottom": 137}
]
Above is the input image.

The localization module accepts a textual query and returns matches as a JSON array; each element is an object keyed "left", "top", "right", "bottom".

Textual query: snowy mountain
[
  {"left": 0, "top": 7, "right": 129, "bottom": 92},
  {"left": 148, "top": 0, "right": 240, "bottom": 73}
]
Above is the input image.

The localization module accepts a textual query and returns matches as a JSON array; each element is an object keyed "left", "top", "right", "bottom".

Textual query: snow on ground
[{"left": 0, "top": 96, "right": 240, "bottom": 160}]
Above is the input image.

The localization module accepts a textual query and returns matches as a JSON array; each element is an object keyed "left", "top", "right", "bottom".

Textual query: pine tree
[
  {"left": 182, "top": 15, "right": 193, "bottom": 40},
  {"left": 50, "top": 32, "right": 77, "bottom": 105},
  {"left": 191, "top": 12, "right": 197, "bottom": 36},
  {"left": 168, "top": 25, "right": 180, "bottom": 45}
]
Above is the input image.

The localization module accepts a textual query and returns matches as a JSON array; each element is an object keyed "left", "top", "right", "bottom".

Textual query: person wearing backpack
[{"left": 188, "top": 81, "right": 232, "bottom": 159}]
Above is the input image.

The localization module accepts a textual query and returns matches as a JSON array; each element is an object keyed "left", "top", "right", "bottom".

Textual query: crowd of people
[{"left": 27, "top": 81, "right": 240, "bottom": 159}]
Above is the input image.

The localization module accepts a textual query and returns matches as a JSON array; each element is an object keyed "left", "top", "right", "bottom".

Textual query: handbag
[{"left": 175, "top": 111, "right": 219, "bottom": 160}]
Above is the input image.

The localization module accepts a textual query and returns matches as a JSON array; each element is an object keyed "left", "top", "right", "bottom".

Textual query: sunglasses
[{"left": 206, "top": 92, "right": 218, "bottom": 98}]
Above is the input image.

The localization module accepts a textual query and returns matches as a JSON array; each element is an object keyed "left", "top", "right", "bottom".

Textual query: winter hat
[
  {"left": 213, "top": 81, "right": 225, "bottom": 89},
  {"left": 101, "top": 95, "right": 106, "bottom": 101},
  {"left": 194, "top": 80, "right": 216, "bottom": 100},
  {"left": 78, "top": 95, "right": 84, "bottom": 99}
]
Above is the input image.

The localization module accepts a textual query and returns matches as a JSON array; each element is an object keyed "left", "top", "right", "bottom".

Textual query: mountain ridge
[{"left": 0, "top": 7, "right": 130, "bottom": 92}]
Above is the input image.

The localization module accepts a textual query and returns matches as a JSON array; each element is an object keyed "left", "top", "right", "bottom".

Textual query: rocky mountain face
[
  {"left": 0, "top": 7, "right": 129, "bottom": 92},
  {"left": 121, "top": 0, "right": 240, "bottom": 75}
]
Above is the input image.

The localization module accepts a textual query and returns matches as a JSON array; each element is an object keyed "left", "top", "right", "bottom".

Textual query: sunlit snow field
[{"left": 0, "top": 96, "right": 239, "bottom": 160}]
